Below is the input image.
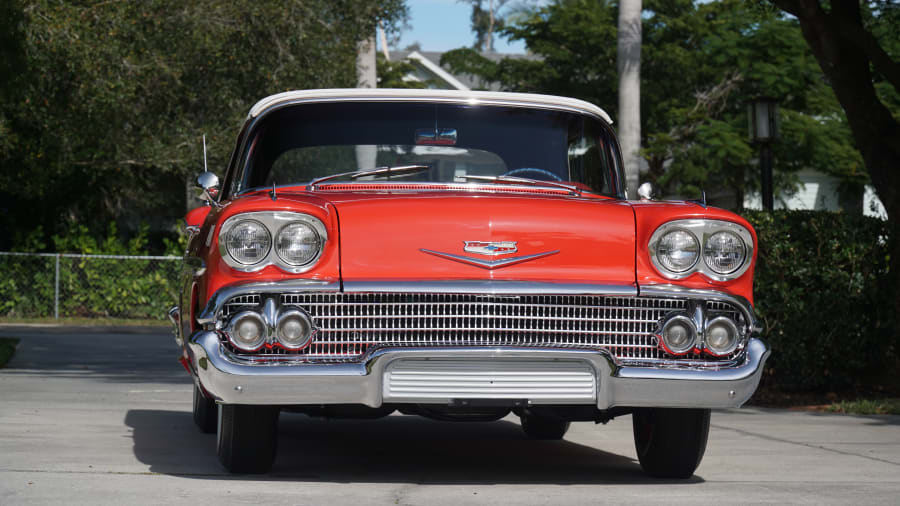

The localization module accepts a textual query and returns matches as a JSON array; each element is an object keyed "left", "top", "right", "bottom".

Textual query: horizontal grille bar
[{"left": 217, "top": 292, "right": 745, "bottom": 363}]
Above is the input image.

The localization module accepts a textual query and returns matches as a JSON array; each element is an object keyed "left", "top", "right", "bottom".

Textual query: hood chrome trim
[
  {"left": 420, "top": 248, "right": 559, "bottom": 270},
  {"left": 342, "top": 281, "right": 637, "bottom": 296}
]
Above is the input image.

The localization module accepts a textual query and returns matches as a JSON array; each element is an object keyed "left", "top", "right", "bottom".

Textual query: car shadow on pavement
[{"left": 125, "top": 409, "right": 705, "bottom": 485}]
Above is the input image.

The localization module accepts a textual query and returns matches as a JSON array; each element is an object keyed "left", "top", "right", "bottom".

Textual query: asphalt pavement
[{"left": 1, "top": 325, "right": 898, "bottom": 505}]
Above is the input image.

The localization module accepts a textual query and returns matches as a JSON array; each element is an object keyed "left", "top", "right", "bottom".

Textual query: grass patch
[
  {"left": 826, "top": 399, "right": 900, "bottom": 415},
  {"left": 0, "top": 317, "right": 167, "bottom": 327},
  {"left": 0, "top": 338, "right": 19, "bottom": 368}
]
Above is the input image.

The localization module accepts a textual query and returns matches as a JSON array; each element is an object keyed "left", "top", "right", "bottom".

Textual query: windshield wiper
[
  {"left": 308, "top": 165, "right": 430, "bottom": 190},
  {"left": 455, "top": 174, "right": 582, "bottom": 196}
]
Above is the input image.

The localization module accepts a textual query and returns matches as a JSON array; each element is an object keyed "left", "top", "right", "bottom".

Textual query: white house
[
  {"left": 387, "top": 50, "right": 540, "bottom": 91},
  {"left": 744, "top": 168, "right": 887, "bottom": 219}
]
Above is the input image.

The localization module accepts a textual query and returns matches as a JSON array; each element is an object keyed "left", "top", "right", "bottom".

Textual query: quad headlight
[
  {"left": 650, "top": 220, "right": 753, "bottom": 281},
  {"left": 225, "top": 311, "right": 267, "bottom": 352},
  {"left": 219, "top": 212, "right": 327, "bottom": 273},
  {"left": 224, "top": 219, "right": 271, "bottom": 265},
  {"left": 703, "top": 231, "right": 745, "bottom": 275},
  {"left": 275, "top": 308, "right": 315, "bottom": 349},
  {"left": 704, "top": 316, "right": 740, "bottom": 356},
  {"left": 657, "top": 314, "right": 697, "bottom": 355},
  {"left": 275, "top": 222, "right": 322, "bottom": 266},
  {"left": 655, "top": 229, "right": 700, "bottom": 273}
]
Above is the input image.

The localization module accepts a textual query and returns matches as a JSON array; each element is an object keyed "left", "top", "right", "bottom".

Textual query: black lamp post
[{"left": 748, "top": 97, "right": 779, "bottom": 211}]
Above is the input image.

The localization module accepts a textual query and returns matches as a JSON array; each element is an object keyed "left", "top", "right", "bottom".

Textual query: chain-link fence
[{"left": 0, "top": 252, "right": 181, "bottom": 320}]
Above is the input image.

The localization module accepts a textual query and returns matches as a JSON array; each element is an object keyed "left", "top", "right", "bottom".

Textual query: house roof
[{"left": 388, "top": 50, "right": 542, "bottom": 91}]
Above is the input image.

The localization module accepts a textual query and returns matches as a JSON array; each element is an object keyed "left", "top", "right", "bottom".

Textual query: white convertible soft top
[{"left": 248, "top": 88, "right": 613, "bottom": 124}]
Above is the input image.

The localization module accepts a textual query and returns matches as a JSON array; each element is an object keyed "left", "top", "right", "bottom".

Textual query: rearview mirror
[
  {"left": 194, "top": 171, "right": 222, "bottom": 207},
  {"left": 415, "top": 128, "right": 457, "bottom": 146},
  {"left": 638, "top": 182, "right": 654, "bottom": 201}
]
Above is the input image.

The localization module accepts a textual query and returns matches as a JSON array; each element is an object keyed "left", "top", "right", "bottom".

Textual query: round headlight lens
[
  {"left": 275, "top": 309, "right": 314, "bottom": 349},
  {"left": 224, "top": 220, "right": 271, "bottom": 265},
  {"left": 705, "top": 316, "right": 740, "bottom": 356},
  {"left": 703, "top": 231, "right": 746, "bottom": 274},
  {"left": 659, "top": 315, "right": 697, "bottom": 355},
  {"left": 275, "top": 222, "right": 322, "bottom": 266},
  {"left": 656, "top": 230, "right": 700, "bottom": 273},
  {"left": 226, "top": 311, "right": 266, "bottom": 352}
]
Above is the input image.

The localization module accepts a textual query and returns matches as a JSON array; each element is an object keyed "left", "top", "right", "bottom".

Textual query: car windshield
[{"left": 235, "top": 101, "right": 621, "bottom": 197}]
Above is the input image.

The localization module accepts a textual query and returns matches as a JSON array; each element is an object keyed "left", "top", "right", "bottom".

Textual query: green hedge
[
  {"left": 0, "top": 223, "right": 184, "bottom": 320},
  {"left": 746, "top": 210, "right": 897, "bottom": 391}
]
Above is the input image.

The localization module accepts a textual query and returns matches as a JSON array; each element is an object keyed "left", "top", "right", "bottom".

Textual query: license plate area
[{"left": 383, "top": 358, "right": 597, "bottom": 404}]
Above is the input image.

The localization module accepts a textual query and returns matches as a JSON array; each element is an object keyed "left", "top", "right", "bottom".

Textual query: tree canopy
[
  {"left": 441, "top": 0, "right": 890, "bottom": 206},
  {"left": 0, "top": 0, "right": 406, "bottom": 250}
]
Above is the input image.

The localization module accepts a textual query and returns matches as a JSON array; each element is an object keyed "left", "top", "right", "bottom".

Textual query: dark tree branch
[
  {"left": 832, "top": 13, "right": 900, "bottom": 90},
  {"left": 768, "top": 0, "right": 808, "bottom": 17}
]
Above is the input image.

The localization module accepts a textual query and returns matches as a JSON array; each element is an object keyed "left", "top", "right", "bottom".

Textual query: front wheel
[
  {"left": 192, "top": 385, "right": 217, "bottom": 434},
  {"left": 217, "top": 404, "right": 280, "bottom": 474},
  {"left": 632, "top": 408, "right": 710, "bottom": 479}
]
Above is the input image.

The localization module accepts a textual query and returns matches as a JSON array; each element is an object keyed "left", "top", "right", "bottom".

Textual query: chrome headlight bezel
[
  {"left": 649, "top": 219, "right": 753, "bottom": 281},
  {"left": 219, "top": 211, "right": 328, "bottom": 273}
]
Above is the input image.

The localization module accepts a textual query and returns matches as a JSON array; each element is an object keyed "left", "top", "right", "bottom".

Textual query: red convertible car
[{"left": 169, "top": 89, "right": 769, "bottom": 477}]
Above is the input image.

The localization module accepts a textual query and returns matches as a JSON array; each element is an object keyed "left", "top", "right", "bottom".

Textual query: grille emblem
[{"left": 463, "top": 241, "right": 517, "bottom": 256}]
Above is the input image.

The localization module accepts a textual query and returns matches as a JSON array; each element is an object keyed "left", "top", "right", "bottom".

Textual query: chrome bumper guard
[{"left": 187, "top": 331, "right": 769, "bottom": 409}]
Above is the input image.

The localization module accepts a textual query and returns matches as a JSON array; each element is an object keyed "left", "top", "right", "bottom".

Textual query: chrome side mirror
[
  {"left": 637, "top": 182, "right": 654, "bottom": 201},
  {"left": 195, "top": 171, "right": 222, "bottom": 208}
]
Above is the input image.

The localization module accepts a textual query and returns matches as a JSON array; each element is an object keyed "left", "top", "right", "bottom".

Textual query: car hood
[{"left": 323, "top": 191, "right": 636, "bottom": 286}]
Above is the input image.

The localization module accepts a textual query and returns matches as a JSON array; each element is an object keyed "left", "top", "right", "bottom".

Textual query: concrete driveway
[{"left": 1, "top": 326, "right": 898, "bottom": 505}]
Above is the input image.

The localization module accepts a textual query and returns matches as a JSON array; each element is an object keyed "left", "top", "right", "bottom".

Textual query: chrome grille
[
  {"left": 707, "top": 300, "right": 742, "bottom": 321},
  {"left": 222, "top": 294, "right": 260, "bottom": 316},
  {"left": 215, "top": 292, "right": 747, "bottom": 363}
]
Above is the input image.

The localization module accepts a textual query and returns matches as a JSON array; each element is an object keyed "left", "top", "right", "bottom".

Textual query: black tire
[
  {"left": 520, "top": 413, "right": 571, "bottom": 440},
  {"left": 192, "top": 385, "right": 217, "bottom": 434},
  {"left": 216, "top": 404, "right": 280, "bottom": 474},
  {"left": 632, "top": 408, "right": 710, "bottom": 479}
]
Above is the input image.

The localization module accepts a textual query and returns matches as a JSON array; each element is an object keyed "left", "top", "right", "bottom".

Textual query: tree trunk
[
  {"left": 770, "top": 0, "right": 900, "bottom": 317},
  {"left": 617, "top": 0, "right": 642, "bottom": 198},
  {"left": 378, "top": 21, "right": 390, "bottom": 61},
  {"left": 487, "top": 0, "right": 494, "bottom": 53},
  {"left": 356, "top": 34, "right": 377, "bottom": 170}
]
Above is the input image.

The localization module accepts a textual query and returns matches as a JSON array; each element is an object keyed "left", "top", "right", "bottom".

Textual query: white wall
[{"left": 744, "top": 168, "right": 886, "bottom": 219}]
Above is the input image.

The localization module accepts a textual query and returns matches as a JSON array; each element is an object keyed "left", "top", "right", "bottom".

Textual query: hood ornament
[{"left": 421, "top": 241, "right": 558, "bottom": 270}]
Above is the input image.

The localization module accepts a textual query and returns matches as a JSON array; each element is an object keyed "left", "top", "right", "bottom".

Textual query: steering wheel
[{"left": 502, "top": 167, "right": 564, "bottom": 182}]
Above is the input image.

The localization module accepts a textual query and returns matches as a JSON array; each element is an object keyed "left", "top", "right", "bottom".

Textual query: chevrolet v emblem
[
  {"left": 464, "top": 241, "right": 518, "bottom": 256},
  {"left": 421, "top": 241, "right": 559, "bottom": 270}
]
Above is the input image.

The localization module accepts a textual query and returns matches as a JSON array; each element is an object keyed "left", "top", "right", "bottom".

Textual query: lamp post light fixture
[{"left": 748, "top": 97, "right": 779, "bottom": 211}]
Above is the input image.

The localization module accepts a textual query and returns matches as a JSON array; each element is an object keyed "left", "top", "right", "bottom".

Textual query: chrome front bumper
[{"left": 187, "top": 331, "right": 769, "bottom": 409}]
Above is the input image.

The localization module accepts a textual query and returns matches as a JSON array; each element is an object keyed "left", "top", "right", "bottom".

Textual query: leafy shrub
[
  {"left": 0, "top": 223, "right": 184, "bottom": 320},
  {"left": 746, "top": 210, "right": 896, "bottom": 390}
]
